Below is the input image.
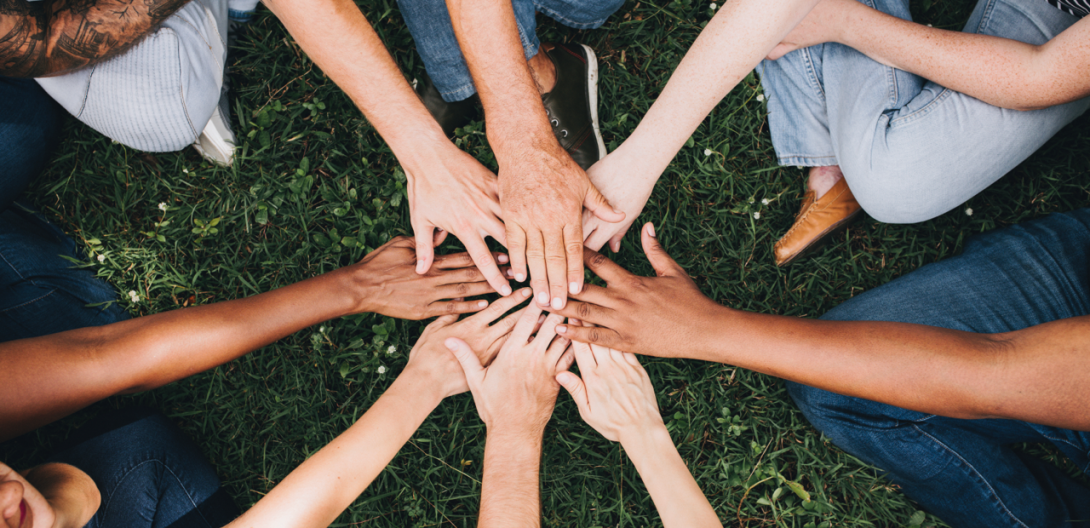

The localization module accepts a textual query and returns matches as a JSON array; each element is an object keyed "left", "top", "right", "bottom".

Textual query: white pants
[{"left": 36, "top": 0, "right": 228, "bottom": 153}]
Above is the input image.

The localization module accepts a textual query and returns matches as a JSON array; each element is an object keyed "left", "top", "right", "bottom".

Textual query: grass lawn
[{"left": 5, "top": 0, "right": 1090, "bottom": 526}]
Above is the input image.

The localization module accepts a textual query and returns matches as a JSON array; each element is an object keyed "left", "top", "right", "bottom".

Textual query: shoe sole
[
  {"left": 776, "top": 208, "right": 864, "bottom": 267},
  {"left": 578, "top": 43, "right": 607, "bottom": 162}
]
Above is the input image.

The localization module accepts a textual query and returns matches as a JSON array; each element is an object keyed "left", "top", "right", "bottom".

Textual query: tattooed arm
[{"left": 0, "top": 0, "right": 189, "bottom": 77}]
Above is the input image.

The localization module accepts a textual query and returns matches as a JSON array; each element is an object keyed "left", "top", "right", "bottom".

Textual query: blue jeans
[
  {"left": 787, "top": 208, "right": 1090, "bottom": 527},
  {"left": 397, "top": 0, "right": 624, "bottom": 102},
  {"left": 48, "top": 409, "right": 239, "bottom": 528},
  {"left": 757, "top": 0, "right": 1090, "bottom": 224},
  {"left": 0, "top": 77, "right": 63, "bottom": 209}
]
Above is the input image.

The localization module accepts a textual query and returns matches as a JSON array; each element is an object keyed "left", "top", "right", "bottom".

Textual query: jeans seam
[
  {"left": 888, "top": 87, "right": 953, "bottom": 127},
  {"left": 101, "top": 459, "right": 215, "bottom": 527},
  {"left": 0, "top": 289, "right": 57, "bottom": 312},
  {"left": 801, "top": 47, "right": 826, "bottom": 101},
  {"left": 911, "top": 423, "right": 1031, "bottom": 528}
]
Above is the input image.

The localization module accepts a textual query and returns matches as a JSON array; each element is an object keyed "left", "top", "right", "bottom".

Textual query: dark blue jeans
[
  {"left": 48, "top": 409, "right": 239, "bottom": 528},
  {"left": 787, "top": 209, "right": 1090, "bottom": 527},
  {"left": 0, "top": 77, "right": 127, "bottom": 342}
]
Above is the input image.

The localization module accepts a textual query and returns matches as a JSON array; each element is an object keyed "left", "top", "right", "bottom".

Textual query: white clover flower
[
  {"left": 703, "top": 148, "right": 713, "bottom": 157},
  {"left": 97, "top": 254, "right": 106, "bottom": 263},
  {"left": 377, "top": 365, "right": 387, "bottom": 374},
  {"left": 753, "top": 212, "right": 761, "bottom": 220},
  {"left": 761, "top": 198, "right": 770, "bottom": 205},
  {"left": 797, "top": 166, "right": 804, "bottom": 170},
  {"left": 387, "top": 345, "right": 397, "bottom": 355},
  {"left": 709, "top": 2, "right": 717, "bottom": 9},
  {"left": 756, "top": 94, "right": 765, "bottom": 102},
  {"left": 320, "top": 325, "right": 327, "bottom": 333},
  {"left": 128, "top": 290, "right": 136, "bottom": 296},
  {"left": 158, "top": 202, "right": 167, "bottom": 211},
  {"left": 965, "top": 207, "right": 973, "bottom": 216},
  {"left": 183, "top": 168, "right": 189, "bottom": 174}
]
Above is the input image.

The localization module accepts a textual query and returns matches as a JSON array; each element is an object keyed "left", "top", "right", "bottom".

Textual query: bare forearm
[
  {"left": 621, "top": 427, "right": 721, "bottom": 528},
  {"left": 0, "top": 0, "right": 191, "bottom": 77},
  {"left": 693, "top": 307, "right": 1090, "bottom": 430},
  {"left": 480, "top": 429, "right": 542, "bottom": 527},
  {"left": 614, "top": 0, "right": 818, "bottom": 178},
  {"left": 227, "top": 374, "right": 443, "bottom": 528},
  {"left": 262, "top": 0, "right": 449, "bottom": 162},
  {"left": 830, "top": 1, "right": 1090, "bottom": 110},
  {"left": 0, "top": 266, "right": 367, "bottom": 440}
]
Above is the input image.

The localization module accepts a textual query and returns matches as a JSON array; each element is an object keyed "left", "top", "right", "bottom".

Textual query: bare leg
[
  {"left": 527, "top": 50, "right": 557, "bottom": 94},
  {"left": 809, "top": 165, "right": 844, "bottom": 199}
]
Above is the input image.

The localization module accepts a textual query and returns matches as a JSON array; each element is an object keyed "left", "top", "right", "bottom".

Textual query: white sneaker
[{"left": 193, "top": 99, "right": 236, "bottom": 166}]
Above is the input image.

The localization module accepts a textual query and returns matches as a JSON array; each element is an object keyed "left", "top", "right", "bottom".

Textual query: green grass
[{"left": 5, "top": 0, "right": 1090, "bottom": 526}]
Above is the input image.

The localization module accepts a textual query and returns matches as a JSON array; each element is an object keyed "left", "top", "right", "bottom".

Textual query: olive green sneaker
[
  {"left": 415, "top": 70, "right": 481, "bottom": 139},
  {"left": 540, "top": 43, "right": 606, "bottom": 170}
]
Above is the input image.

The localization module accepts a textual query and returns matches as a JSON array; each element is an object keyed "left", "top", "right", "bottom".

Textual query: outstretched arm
[
  {"left": 556, "top": 223, "right": 1090, "bottom": 432},
  {"left": 0, "top": 0, "right": 191, "bottom": 77},
  {"left": 0, "top": 237, "right": 502, "bottom": 441},
  {"left": 262, "top": 0, "right": 511, "bottom": 295},
  {"left": 581, "top": 0, "right": 818, "bottom": 251},
  {"left": 768, "top": 0, "right": 1090, "bottom": 111},
  {"left": 557, "top": 341, "right": 721, "bottom": 528}
]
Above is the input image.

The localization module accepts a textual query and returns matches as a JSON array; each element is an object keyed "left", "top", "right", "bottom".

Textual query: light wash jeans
[
  {"left": 787, "top": 209, "right": 1090, "bottom": 527},
  {"left": 757, "top": 0, "right": 1090, "bottom": 223},
  {"left": 396, "top": 0, "right": 624, "bottom": 102},
  {"left": 33, "top": 0, "right": 234, "bottom": 153}
]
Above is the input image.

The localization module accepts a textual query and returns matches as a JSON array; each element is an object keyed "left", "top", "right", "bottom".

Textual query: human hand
[
  {"left": 445, "top": 304, "right": 574, "bottom": 435},
  {"left": 766, "top": 0, "right": 849, "bottom": 61},
  {"left": 555, "top": 338, "right": 665, "bottom": 443},
  {"left": 498, "top": 140, "right": 624, "bottom": 311},
  {"left": 1, "top": 462, "right": 99, "bottom": 528},
  {"left": 554, "top": 223, "right": 723, "bottom": 357},
  {"left": 400, "top": 288, "right": 534, "bottom": 399},
  {"left": 581, "top": 151, "right": 657, "bottom": 253},
  {"left": 348, "top": 236, "right": 511, "bottom": 320},
  {"left": 404, "top": 144, "right": 513, "bottom": 296}
]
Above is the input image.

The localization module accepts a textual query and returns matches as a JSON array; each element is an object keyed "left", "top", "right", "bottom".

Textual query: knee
[{"left": 842, "top": 166, "right": 954, "bottom": 224}]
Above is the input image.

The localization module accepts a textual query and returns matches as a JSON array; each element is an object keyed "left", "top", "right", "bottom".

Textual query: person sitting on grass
[
  {"left": 0, "top": 287, "right": 537, "bottom": 528},
  {"left": 578, "top": 0, "right": 1089, "bottom": 267},
  {"left": 553, "top": 217, "right": 1090, "bottom": 527},
  {"left": 443, "top": 309, "right": 722, "bottom": 527}
]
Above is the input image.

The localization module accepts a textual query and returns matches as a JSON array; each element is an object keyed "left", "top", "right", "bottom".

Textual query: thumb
[
  {"left": 584, "top": 185, "right": 625, "bottom": 224},
  {"left": 640, "top": 223, "right": 683, "bottom": 277},
  {"left": 414, "top": 224, "right": 436, "bottom": 274},
  {"left": 556, "top": 371, "right": 590, "bottom": 415},
  {"left": 445, "top": 337, "right": 484, "bottom": 386}
]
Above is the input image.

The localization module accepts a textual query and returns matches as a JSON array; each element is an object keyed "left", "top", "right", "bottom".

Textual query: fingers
[
  {"left": 434, "top": 251, "right": 509, "bottom": 270},
  {"left": 507, "top": 225, "right": 528, "bottom": 284},
  {"left": 544, "top": 334, "right": 570, "bottom": 369},
  {"left": 584, "top": 184, "right": 626, "bottom": 224},
  {"left": 640, "top": 223, "right": 685, "bottom": 278},
  {"left": 427, "top": 298, "right": 490, "bottom": 317},
  {"left": 555, "top": 371, "right": 590, "bottom": 416},
  {"left": 556, "top": 347, "right": 575, "bottom": 372},
  {"left": 555, "top": 323, "right": 623, "bottom": 349},
  {"left": 544, "top": 229, "right": 568, "bottom": 310},
  {"left": 445, "top": 337, "right": 485, "bottom": 387},
  {"left": 526, "top": 231, "right": 550, "bottom": 308},
  {"left": 571, "top": 339, "right": 597, "bottom": 370},
  {"left": 433, "top": 280, "right": 495, "bottom": 302},
  {"left": 582, "top": 248, "right": 631, "bottom": 285},
  {"left": 413, "top": 223, "right": 436, "bottom": 275},
  {"left": 510, "top": 303, "right": 545, "bottom": 347},
  {"left": 609, "top": 233, "right": 623, "bottom": 253},
  {"left": 472, "top": 287, "right": 532, "bottom": 327},
  {"left": 463, "top": 236, "right": 513, "bottom": 296},
  {"left": 553, "top": 297, "right": 614, "bottom": 327},
  {"left": 532, "top": 313, "right": 566, "bottom": 352},
  {"left": 563, "top": 224, "right": 584, "bottom": 299},
  {"left": 621, "top": 351, "right": 642, "bottom": 369}
]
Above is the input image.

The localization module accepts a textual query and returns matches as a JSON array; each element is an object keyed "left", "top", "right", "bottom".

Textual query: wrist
[
  {"left": 486, "top": 420, "right": 547, "bottom": 443},
  {"left": 387, "top": 368, "right": 446, "bottom": 411},
  {"left": 618, "top": 423, "right": 675, "bottom": 466},
  {"left": 486, "top": 117, "right": 556, "bottom": 158},
  {"left": 335, "top": 265, "right": 379, "bottom": 316}
]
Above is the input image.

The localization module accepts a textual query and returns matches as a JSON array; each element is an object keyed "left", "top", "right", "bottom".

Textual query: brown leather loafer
[{"left": 773, "top": 178, "right": 863, "bottom": 266}]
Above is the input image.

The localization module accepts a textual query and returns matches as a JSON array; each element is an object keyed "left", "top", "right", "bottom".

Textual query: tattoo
[{"left": 0, "top": 0, "right": 192, "bottom": 77}]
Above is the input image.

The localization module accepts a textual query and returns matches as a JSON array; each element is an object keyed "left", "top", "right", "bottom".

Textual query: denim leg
[
  {"left": 0, "top": 204, "right": 128, "bottom": 342},
  {"left": 787, "top": 209, "right": 1090, "bottom": 527},
  {"left": 48, "top": 409, "right": 239, "bottom": 528},
  {"left": 757, "top": 46, "right": 838, "bottom": 167},
  {"left": 398, "top": 0, "right": 621, "bottom": 102},
  {"left": 0, "top": 77, "right": 64, "bottom": 210}
]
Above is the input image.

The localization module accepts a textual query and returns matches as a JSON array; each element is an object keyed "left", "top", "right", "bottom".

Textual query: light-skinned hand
[
  {"left": 554, "top": 223, "right": 722, "bottom": 357},
  {"left": 555, "top": 338, "right": 665, "bottom": 443},
  {"left": 766, "top": 0, "right": 848, "bottom": 60},
  {"left": 351, "top": 236, "right": 511, "bottom": 319},
  {"left": 405, "top": 145, "right": 513, "bottom": 297},
  {"left": 581, "top": 151, "right": 656, "bottom": 253},
  {"left": 445, "top": 305, "right": 574, "bottom": 435},
  {"left": 498, "top": 142, "right": 624, "bottom": 311}
]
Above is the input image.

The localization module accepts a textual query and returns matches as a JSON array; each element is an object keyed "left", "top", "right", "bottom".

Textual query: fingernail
[
  {"left": 478, "top": 300, "right": 488, "bottom": 308},
  {"left": 521, "top": 288, "right": 532, "bottom": 298},
  {"left": 551, "top": 297, "right": 564, "bottom": 310},
  {"left": 515, "top": 273, "right": 526, "bottom": 282},
  {"left": 647, "top": 224, "right": 657, "bottom": 238},
  {"left": 537, "top": 291, "right": 549, "bottom": 305},
  {"left": 500, "top": 285, "right": 512, "bottom": 296},
  {"left": 497, "top": 254, "right": 509, "bottom": 264},
  {"left": 613, "top": 207, "right": 623, "bottom": 215},
  {"left": 444, "top": 338, "right": 460, "bottom": 350},
  {"left": 557, "top": 372, "right": 571, "bottom": 384},
  {"left": 569, "top": 282, "right": 581, "bottom": 294},
  {"left": 416, "top": 260, "right": 426, "bottom": 273},
  {"left": 556, "top": 325, "right": 567, "bottom": 334}
]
